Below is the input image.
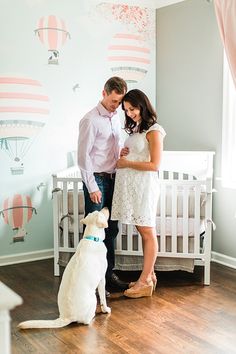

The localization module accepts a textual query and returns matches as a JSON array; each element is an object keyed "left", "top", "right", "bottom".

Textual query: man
[{"left": 78, "top": 77, "right": 128, "bottom": 292}]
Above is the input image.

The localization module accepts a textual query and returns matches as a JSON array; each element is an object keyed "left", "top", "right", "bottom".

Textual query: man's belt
[{"left": 94, "top": 172, "right": 116, "bottom": 179}]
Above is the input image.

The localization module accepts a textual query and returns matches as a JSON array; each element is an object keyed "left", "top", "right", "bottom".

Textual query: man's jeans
[{"left": 83, "top": 175, "right": 119, "bottom": 278}]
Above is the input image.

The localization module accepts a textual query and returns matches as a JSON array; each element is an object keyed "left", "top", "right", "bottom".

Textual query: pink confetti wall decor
[{"left": 96, "top": 3, "right": 155, "bottom": 40}]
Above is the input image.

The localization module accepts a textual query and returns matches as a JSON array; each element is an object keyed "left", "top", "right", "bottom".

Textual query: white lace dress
[{"left": 111, "top": 123, "right": 166, "bottom": 227}]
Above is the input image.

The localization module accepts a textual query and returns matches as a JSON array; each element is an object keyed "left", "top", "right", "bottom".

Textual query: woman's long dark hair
[{"left": 122, "top": 89, "right": 157, "bottom": 135}]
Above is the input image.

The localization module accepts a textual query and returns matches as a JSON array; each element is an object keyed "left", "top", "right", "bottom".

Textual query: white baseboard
[
  {"left": 211, "top": 251, "right": 236, "bottom": 270},
  {"left": 0, "top": 249, "right": 54, "bottom": 266},
  {"left": 1, "top": 249, "right": 235, "bottom": 270}
]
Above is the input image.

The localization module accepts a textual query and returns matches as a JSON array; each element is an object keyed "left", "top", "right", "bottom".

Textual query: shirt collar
[{"left": 97, "top": 102, "right": 117, "bottom": 119}]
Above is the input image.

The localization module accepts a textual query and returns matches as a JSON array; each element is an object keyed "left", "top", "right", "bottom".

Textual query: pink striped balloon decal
[
  {"left": 107, "top": 32, "right": 150, "bottom": 83},
  {"left": 38, "top": 17, "right": 45, "bottom": 45},
  {"left": 12, "top": 194, "right": 23, "bottom": 229},
  {"left": 114, "top": 33, "right": 143, "bottom": 40},
  {"left": 26, "top": 196, "right": 32, "bottom": 221},
  {"left": 0, "top": 93, "right": 49, "bottom": 101},
  {"left": 61, "top": 18, "right": 67, "bottom": 45},
  {"left": 108, "top": 45, "right": 150, "bottom": 54},
  {"left": 0, "top": 107, "right": 49, "bottom": 114},
  {"left": 3, "top": 198, "right": 9, "bottom": 225},
  {"left": 2, "top": 195, "right": 33, "bottom": 229},
  {"left": 0, "top": 76, "right": 49, "bottom": 117},
  {"left": 48, "top": 15, "right": 58, "bottom": 50},
  {"left": 108, "top": 56, "right": 150, "bottom": 64},
  {"left": 0, "top": 77, "right": 41, "bottom": 86},
  {"left": 36, "top": 15, "right": 69, "bottom": 51}
]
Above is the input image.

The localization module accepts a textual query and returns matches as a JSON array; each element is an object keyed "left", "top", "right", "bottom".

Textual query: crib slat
[
  {"left": 168, "top": 171, "right": 174, "bottom": 180},
  {"left": 182, "top": 185, "right": 189, "bottom": 253},
  {"left": 62, "top": 182, "right": 69, "bottom": 248},
  {"left": 127, "top": 225, "right": 133, "bottom": 251},
  {"left": 160, "top": 184, "right": 166, "bottom": 253},
  {"left": 72, "top": 181, "right": 79, "bottom": 249},
  {"left": 52, "top": 176, "right": 60, "bottom": 276},
  {"left": 194, "top": 185, "right": 201, "bottom": 254},
  {"left": 138, "top": 231, "right": 142, "bottom": 252},
  {"left": 159, "top": 170, "right": 163, "bottom": 180},
  {"left": 171, "top": 184, "right": 177, "bottom": 253},
  {"left": 116, "top": 221, "right": 122, "bottom": 251}
]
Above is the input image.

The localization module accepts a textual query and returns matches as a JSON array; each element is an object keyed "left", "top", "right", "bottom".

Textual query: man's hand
[
  {"left": 120, "top": 147, "right": 129, "bottom": 157},
  {"left": 90, "top": 190, "right": 102, "bottom": 204}
]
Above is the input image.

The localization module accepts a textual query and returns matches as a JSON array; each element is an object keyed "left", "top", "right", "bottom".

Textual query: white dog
[{"left": 18, "top": 208, "right": 111, "bottom": 329}]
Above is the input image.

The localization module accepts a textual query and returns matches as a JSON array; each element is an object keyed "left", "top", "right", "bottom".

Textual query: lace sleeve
[{"left": 146, "top": 123, "right": 166, "bottom": 137}]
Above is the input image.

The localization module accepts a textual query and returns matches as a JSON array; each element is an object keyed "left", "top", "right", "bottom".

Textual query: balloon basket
[
  {"left": 10, "top": 166, "right": 24, "bottom": 175},
  {"left": 13, "top": 236, "right": 25, "bottom": 242},
  {"left": 48, "top": 58, "right": 59, "bottom": 65}
]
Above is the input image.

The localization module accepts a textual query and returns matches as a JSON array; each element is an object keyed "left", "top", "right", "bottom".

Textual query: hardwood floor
[{"left": 0, "top": 260, "right": 236, "bottom": 354}]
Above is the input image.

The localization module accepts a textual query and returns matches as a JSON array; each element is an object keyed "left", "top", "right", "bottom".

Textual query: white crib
[{"left": 52, "top": 151, "right": 215, "bottom": 285}]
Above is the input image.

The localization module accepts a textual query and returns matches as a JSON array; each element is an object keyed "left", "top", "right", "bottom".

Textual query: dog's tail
[{"left": 18, "top": 317, "right": 71, "bottom": 329}]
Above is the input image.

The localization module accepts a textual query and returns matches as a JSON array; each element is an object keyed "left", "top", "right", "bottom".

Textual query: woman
[{"left": 111, "top": 89, "right": 166, "bottom": 298}]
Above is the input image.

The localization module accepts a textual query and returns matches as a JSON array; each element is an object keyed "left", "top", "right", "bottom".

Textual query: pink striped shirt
[{"left": 77, "top": 102, "right": 121, "bottom": 193}]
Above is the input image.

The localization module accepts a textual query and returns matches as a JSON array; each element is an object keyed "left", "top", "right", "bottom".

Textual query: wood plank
[{"left": 0, "top": 260, "right": 235, "bottom": 354}]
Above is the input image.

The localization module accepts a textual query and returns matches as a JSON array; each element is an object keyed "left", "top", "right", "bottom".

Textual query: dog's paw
[{"left": 101, "top": 305, "right": 111, "bottom": 314}]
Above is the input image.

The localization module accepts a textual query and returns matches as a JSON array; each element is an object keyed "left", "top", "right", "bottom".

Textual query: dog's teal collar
[{"left": 84, "top": 235, "right": 103, "bottom": 242}]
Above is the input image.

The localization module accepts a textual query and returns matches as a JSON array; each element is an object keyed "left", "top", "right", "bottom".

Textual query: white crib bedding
[
  {"left": 61, "top": 214, "right": 205, "bottom": 236},
  {"left": 157, "top": 186, "right": 207, "bottom": 217},
  {"left": 58, "top": 238, "right": 197, "bottom": 272},
  {"left": 115, "top": 221, "right": 204, "bottom": 273},
  {"left": 121, "top": 217, "right": 205, "bottom": 237},
  {"left": 58, "top": 250, "right": 195, "bottom": 272},
  {"left": 58, "top": 215, "right": 204, "bottom": 272},
  {"left": 115, "top": 255, "right": 195, "bottom": 273},
  {"left": 59, "top": 187, "right": 206, "bottom": 219}
]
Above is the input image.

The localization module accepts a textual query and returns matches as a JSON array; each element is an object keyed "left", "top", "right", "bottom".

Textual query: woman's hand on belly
[{"left": 116, "top": 157, "right": 130, "bottom": 168}]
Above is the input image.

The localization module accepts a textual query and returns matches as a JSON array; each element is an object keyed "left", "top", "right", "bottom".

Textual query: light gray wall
[
  {"left": 0, "top": 1, "right": 156, "bottom": 258},
  {"left": 156, "top": 0, "right": 236, "bottom": 258}
]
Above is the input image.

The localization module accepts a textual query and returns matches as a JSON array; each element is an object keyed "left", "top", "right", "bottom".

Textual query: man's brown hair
[{"left": 104, "top": 76, "right": 127, "bottom": 95}]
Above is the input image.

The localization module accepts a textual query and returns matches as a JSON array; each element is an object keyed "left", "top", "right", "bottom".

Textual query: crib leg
[
  {"left": 204, "top": 262, "right": 210, "bottom": 285},
  {"left": 54, "top": 257, "right": 60, "bottom": 276}
]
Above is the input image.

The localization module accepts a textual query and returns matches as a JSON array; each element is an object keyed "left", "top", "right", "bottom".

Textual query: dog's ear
[
  {"left": 96, "top": 213, "right": 108, "bottom": 228},
  {"left": 100, "top": 207, "right": 109, "bottom": 220},
  {"left": 80, "top": 217, "right": 86, "bottom": 225}
]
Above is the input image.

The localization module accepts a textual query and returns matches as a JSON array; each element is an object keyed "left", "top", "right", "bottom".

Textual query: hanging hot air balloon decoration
[
  {"left": 107, "top": 33, "right": 150, "bottom": 85},
  {"left": 0, "top": 76, "right": 49, "bottom": 174},
  {"left": 35, "top": 15, "right": 70, "bottom": 65},
  {"left": 0, "top": 194, "right": 36, "bottom": 242}
]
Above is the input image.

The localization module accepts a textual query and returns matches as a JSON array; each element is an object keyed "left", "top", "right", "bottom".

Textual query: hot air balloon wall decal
[
  {"left": 35, "top": 15, "right": 70, "bottom": 65},
  {"left": 107, "top": 32, "right": 151, "bottom": 85},
  {"left": 0, "top": 194, "right": 36, "bottom": 243},
  {"left": 0, "top": 76, "right": 50, "bottom": 175}
]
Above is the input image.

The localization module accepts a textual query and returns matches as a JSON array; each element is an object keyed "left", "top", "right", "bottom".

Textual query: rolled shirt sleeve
[{"left": 77, "top": 118, "right": 98, "bottom": 193}]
